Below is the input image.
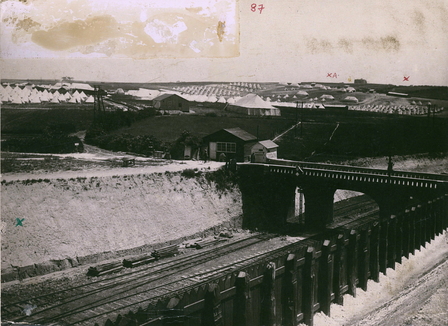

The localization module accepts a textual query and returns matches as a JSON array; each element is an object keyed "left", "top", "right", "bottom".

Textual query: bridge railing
[{"left": 263, "top": 158, "right": 448, "bottom": 182}]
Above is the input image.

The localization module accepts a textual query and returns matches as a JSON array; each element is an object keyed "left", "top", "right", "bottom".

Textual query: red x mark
[
  {"left": 403, "top": 76, "right": 410, "bottom": 81},
  {"left": 327, "top": 73, "right": 333, "bottom": 77}
]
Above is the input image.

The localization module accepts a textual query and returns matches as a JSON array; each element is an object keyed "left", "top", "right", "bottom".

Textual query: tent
[
  {"left": 68, "top": 96, "right": 79, "bottom": 103},
  {"left": 229, "top": 94, "right": 281, "bottom": 116},
  {"left": 227, "top": 97, "right": 236, "bottom": 104},
  {"left": 49, "top": 95, "right": 60, "bottom": 103},
  {"left": 206, "top": 95, "right": 218, "bottom": 103},
  {"left": 296, "top": 90, "right": 309, "bottom": 96},
  {"left": 320, "top": 94, "right": 335, "bottom": 100},
  {"left": 85, "top": 95, "right": 95, "bottom": 103},
  {"left": 343, "top": 96, "right": 359, "bottom": 103},
  {"left": 29, "top": 94, "right": 41, "bottom": 104}
]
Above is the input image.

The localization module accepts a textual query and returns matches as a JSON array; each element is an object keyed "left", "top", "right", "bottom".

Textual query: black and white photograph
[{"left": 1, "top": 0, "right": 448, "bottom": 325}]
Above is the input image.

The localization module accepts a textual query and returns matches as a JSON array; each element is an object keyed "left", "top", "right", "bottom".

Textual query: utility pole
[
  {"left": 301, "top": 101, "right": 304, "bottom": 138},
  {"left": 93, "top": 86, "right": 105, "bottom": 124},
  {"left": 295, "top": 101, "right": 298, "bottom": 138}
]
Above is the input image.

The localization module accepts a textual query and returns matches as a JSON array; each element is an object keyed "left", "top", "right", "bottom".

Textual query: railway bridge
[{"left": 238, "top": 159, "right": 448, "bottom": 230}]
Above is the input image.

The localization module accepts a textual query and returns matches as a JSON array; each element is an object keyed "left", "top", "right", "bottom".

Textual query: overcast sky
[{"left": 1, "top": 0, "right": 447, "bottom": 85}]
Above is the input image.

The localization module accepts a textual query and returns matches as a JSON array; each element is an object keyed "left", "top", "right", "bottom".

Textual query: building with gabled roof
[
  {"left": 251, "top": 140, "right": 279, "bottom": 162},
  {"left": 153, "top": 93, "right": 189, "bottom": 113},
  {"left": 202, "top": 127, "right": 258, "bottom": 162}
]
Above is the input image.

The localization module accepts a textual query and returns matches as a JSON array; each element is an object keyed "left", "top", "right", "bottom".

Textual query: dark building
[
  {"left": 323, "top": 104, "right": 349, "bottom": 112},
  {"left": 153, "top": 94, "right": 190, "bottom": 112},
  {"left": 202, "top": 127, "right": 258, "bottom": 162},
  {"left": 354, "top": 79, "right": 367, "bottom": 85}
]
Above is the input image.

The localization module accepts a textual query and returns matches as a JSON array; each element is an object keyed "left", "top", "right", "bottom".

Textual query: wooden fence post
[
  {"left": 442, "top": 195, "right": 448, "bottom": 232},
  {"left": 369, "top": 222, "right": 380, "bottom": 283},
  {"left": 260, "top": 262, "right": 276, "bottom": 326},
  {"left": 402, "top": 209, "right": 412, "bottom": 258},
  {"left": 387, "top": 215, "right": 396, "bottom": 269},
  {"left": 347, "top": 230, "right": 359, "bottom": 297},
  {"left": 379, "top": 218, "right": 389, "bottom": 275},
  {"left": 282, "top": 254, "right": 298, "bottom": 326},
  {"left": 395, "top": 214, "right": 403, "bottom": 265},
  {"left": 234, "top": 271, "right": 251, "bottom": 326},
  {"left": 424, "top": 201, "right": 431, "bottom": 245},
  {"left": 417, "top": 204, "right": 425, "bottom": 248},
  {"left": 318, "top": 240, "right": 333, "bottom": 316},
  {"left": 358, "top": 228, "right": 370, "bottom": 292},
  {"left": 430, "top": 199, "right": 437, "bottom": 240},
  {"left": 295, "top": 249, "right": 306, "bottom": 324},
  {"left": 201, "top": 283, "right": 223, "bottom": 326},
  {"left": 442, "top": 195, "right": 447, "bottom": 232},
  {"left": 303, "top": 247, "right": 318, "bottom": 326},
  {"left": 410, "top": 206, "right": 417, "bottom": 254},
  {"left": 333, "top": 234, "right": 348, "bottom": 305}
]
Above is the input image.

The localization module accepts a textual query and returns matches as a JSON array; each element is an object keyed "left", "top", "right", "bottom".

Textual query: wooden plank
[
  {"left": 303, "top": 247, "right": 317, "bottom": 326},
  {"left": 282, "top": 254, "right": 298, "bottom": 326},
  {"left": 347, "top": 230, "right": 359, "bottom": 297},
  {"left": 369, "top": 222, "right": 380, "bottom": 283},
  {"left": 201, "top": 283, "right": 223, "bottom": 326},
  {"left": 409, "top": 207, "right": 417, "bottom": 255},
  {"left": 318, "top": 240, "right": 333, "bottom": 316},
  {"left": 333, "top": 233, "right": 348, "bottom": 305},
  {"left": 260, "top": 262, "right": 276, "bottom": 326},
  {"left": 402, "top": 210, "right": 411, "bottom": 259},
  {"left": 233, "top": 272, "right": 250, "bottom": 326},
  {"left": 387, "top": 215, "right": 396, "bottom": 269},
  {"left": 395, "top": 214, "right": 403, "bottom": 265},
  {"left": 358, "top": 228, "right": 370, "bottom": 292},
  {"left": 418, "top": 204, "right": 426, "bottom": 248},
  {"left": 379, "top": 218, "right": 389, "bottom": 275}
]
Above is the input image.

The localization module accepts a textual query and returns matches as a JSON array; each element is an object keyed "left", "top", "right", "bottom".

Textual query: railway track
[
  {"left": 2, "top": 234, "right": 274, "bottom": 325},
  {"left": 2, "top": 196, "right": 380, "bottom": 326}
]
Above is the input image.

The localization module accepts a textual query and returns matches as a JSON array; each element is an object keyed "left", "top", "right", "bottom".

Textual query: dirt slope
[{"left": 1, "top": 171, "right": 242, "bottom": 280}]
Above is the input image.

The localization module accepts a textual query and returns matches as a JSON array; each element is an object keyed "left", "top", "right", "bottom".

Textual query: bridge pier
[
  {"left": 303, "top": 185, "right": 335, "bottom": 229},
  {"left": 238, "top": 165, "right": 297, "bottom": 231}
]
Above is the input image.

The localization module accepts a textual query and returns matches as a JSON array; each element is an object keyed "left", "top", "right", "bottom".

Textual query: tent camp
[{"left": 228, "top": 94, "right": 281, "bottom": 116}]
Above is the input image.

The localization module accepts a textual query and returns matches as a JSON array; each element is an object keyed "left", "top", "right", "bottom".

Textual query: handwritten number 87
[{"left": 251, "top": 3, "right": 265, "bottom": 13}]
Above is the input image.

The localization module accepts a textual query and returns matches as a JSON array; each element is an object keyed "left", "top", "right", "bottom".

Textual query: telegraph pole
[{"left": 301, "top": 101, "right": 304, "bottom": 138}]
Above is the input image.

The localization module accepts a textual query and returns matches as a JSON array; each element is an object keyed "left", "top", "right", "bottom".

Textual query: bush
[
  {"left": 2, "top": 135, "right": 84, "bottom": 154},
  {"left": 181, "top": 168, "right": 201, "bottom": 178},
  {"left": 85, "top": 133, "right": 164, "bottom": 156}
]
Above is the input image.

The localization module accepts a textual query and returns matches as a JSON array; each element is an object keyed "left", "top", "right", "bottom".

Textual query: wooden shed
[
  {"left": 250, "top": 140, "right": 279, "bottom": 163},
  {"left": 202, "top": 127, "right": 258, "bottom": 162},
  {"left": 153, "top": 94, "right": 190, "bottom": 113}
]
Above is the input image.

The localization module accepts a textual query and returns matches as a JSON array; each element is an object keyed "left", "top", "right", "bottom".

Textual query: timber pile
[
  {"left": 87, "top": 261, "right": 123, "bottom": 277},
  {"left": 151, "top": 244, "right": 179, "bottom": 259},
  {"left": 123, "top": 254, "right": 157, "bottom": 268}
]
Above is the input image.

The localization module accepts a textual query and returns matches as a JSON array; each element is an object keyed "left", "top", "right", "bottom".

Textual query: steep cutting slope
[{"left": 1, "top": 171, "right": 242, "bottom": 281}]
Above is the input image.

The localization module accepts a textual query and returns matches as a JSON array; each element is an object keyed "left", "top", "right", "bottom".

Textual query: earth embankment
[{"left": 1, "top": 170, "right": 242, "bottom": 281}]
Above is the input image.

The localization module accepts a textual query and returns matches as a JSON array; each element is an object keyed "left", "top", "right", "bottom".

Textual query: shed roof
[
  {"left": 223, "top": 127, "right": 257, "bottom": 141},
  {"left": 258, "top": 140, "right": 278, "bottom": 149}
]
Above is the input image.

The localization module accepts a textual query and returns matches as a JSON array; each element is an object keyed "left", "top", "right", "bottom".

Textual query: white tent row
[
  {"left": 349, "top": 104, "right": 443, "bottom": 115},
  {"left": 1, "top": 88, "right": 90, "bottom": 104}
]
